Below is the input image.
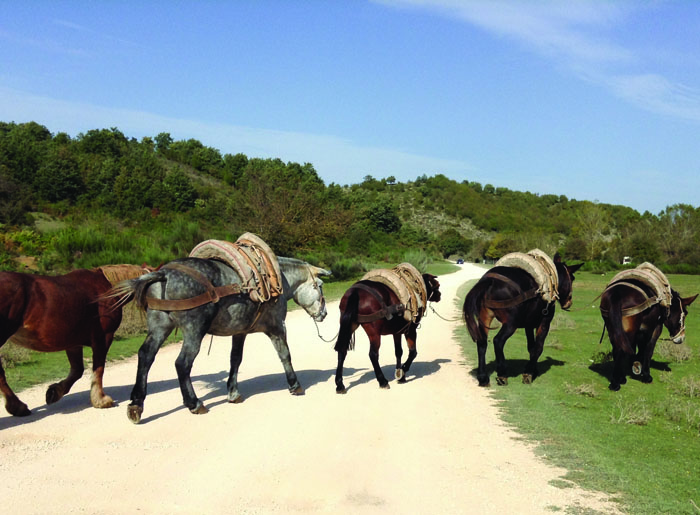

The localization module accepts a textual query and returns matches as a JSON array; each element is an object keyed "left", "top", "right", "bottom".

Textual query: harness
[
  {"left": 482, "top": 272, "right": 540, "bottom": 309},
  {"left": 599, "top": 281, "right": 667, "bottom": 318},
  {"left": 144, "top": 263, "right": 249, "bottom": 311},
  {"left": 353, "top": 283, "right": 406, "bottom": 323}
]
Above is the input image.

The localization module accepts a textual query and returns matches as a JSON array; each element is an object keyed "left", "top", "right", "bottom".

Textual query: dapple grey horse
[{"left": 112, "top": 256, "right": 330, "bottom": 424}]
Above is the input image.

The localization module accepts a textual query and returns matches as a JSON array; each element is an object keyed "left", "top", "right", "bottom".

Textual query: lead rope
[
  {"left": 428, "top": 303, "right": 463, "bottom": 322},
  {"left": 313, "top": 319, "right": 339, "bottom": 343}
]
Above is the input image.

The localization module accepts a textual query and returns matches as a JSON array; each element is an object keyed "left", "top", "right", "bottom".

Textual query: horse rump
[
  {"left": 463, "top": 278, "right": 492, "bottom": 344},
  {"left": 602, "top": 288, "right": 635, "bottom": 355}
]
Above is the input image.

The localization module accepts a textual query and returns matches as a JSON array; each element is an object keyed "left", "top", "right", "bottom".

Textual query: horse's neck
[{"left": 278, "top": 258, "right": 309, "bottom": 298}]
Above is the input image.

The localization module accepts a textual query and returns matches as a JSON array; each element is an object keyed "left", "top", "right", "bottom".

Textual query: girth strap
[
  {"left": 482, "top": 272, "right": 540, "bottom": 309},
  {"left": 145, "top": 262, "right": 244, "bottom": 311}
]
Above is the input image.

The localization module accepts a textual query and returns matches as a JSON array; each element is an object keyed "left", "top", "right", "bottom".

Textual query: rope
[
  {"left": 313, "top": 319, "right": 339, "bottom": 343},
  {"left": 428, "top": 303, "right": 463, "bottom": 322}
]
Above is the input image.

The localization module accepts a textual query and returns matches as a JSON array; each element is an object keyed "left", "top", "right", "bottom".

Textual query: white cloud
[{"left": 378, "top": 0, "right": 700, "bottom": 123}]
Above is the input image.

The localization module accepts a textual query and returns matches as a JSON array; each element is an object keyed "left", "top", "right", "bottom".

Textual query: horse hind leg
[
  {"left": 88, "top": 333, "right": 115, "bottom": 409},
  {"left": 396, "top": 328, "right": 418, "bottom": 383},
  {"left": 227, "top": 334, "right": 246, "bottom": 403},
  {"left": 0, "top": 357, "right": 31, "bottom": 416},
  {"left": 46, "top": 347, "right": 85, "bottom": 405},
  {"left": 175, "top": 327, "right": 209, "bottom": 415}
]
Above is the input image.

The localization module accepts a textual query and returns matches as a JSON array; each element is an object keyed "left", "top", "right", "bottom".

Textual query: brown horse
[
  {"left": 600, "top": 280, "right": 697, "bottom": 391},
  {"left": 0, "top": 265, "right": 149, "bottom": 416},
  {"left": 334, "top": 273, "right": 441, "bottom": 393},
  {"left": 463, "top": 254, "right": 582, "bottom": 386}
]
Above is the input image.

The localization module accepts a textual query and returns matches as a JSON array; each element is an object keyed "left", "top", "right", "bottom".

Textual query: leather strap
[
  {"left": 352, "top": 283, "right": 405, "bottom": 323},
  {"left": 482, "top": 272, "right": 540, "bottom": 309}
]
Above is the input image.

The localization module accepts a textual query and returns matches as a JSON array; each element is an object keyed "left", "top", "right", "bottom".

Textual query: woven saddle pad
[
  {"left": 607, "top": 262, "right": 672, "bottom": 307},
  {"left": 189, "top": 232, "right": 283, "bottom": 303},
  {"left": 361, "top": 262, "right": 427, "bottom": 322},
  {"left": 495, "top": 249, "right": 559, "bottom": 303}
]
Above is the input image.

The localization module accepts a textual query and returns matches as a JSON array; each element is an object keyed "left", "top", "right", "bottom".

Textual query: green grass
[{"left": 456, "top": 271, "right": 700, "bottom": 514}]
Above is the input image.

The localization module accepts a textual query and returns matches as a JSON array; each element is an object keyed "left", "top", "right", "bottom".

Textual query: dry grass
[
  {"left": 655, "top": 341, "right": 693, "bottom": 362},
  {"left": 610, "top": 397, "right": 651, "bottom": 425}
]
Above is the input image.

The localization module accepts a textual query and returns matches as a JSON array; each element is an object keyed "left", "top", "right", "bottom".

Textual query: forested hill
[{"left": 1, "top": 121, "right": 698, "bottom": 276}]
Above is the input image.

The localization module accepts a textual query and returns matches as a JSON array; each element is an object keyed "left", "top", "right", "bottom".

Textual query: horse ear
[
  {"left": 311, "top": 266, "right": 332, "bottom": 277},
  {"left": 683, "top": 293, "right": 698, "bottom": 307},
  {"left": 568, "top": 263, "right": 584, "bottom": 274},
  {"left": 554, "top": 253, "right": 562, "bottom": 263}
]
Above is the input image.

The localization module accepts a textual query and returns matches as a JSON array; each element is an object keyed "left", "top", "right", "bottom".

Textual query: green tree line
[{"left": 1, "top": 121, "right": 698, "bottom": 276}]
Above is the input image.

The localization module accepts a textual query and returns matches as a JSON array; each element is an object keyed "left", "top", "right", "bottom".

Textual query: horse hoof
[
  {"left": 46, "top": 384, "right": 63, "bottom": 404},
  {"left": 641, "top": 375, "right": 653, "bottom": 384},
  {"left": 227, "top": 392, "right": 244, "bottom": 404},
  {"left": 336, "top": 387, "right": 347, "bottom": 395},
  {"left": 379, "top": 383, "right": 390, "bottom": 390},
  {"left": 127, "top": 404, "right": 143, "bottom": 424},
  {"left": 91, "top": 394, "right": 115, "bottom": 409},
  {"left": 632, "top": 361, "right": 642, "bottom": 375},
  {"left": 478, "top": 380, "right": 490, "bottom": 387},
  {"left": 522, "top": 374, "right": 533, "bottom": 384},
  {"left": 290, "top": 386, "right": 305, "bottom": 396},
  {"left": 608, "top": 383, "right": 621, "bottom": 392},
  {"left": 395, "top": 368, "right": 405, "bottom": 381},
  {"left": 7, "top": 400, "right": 31, "bottom": 417},
  {"left": 496, "top": 376, "right": 508, "bottom": 386},
  {"left": 190, "top": 403, "right": 209, "bottom": 415}
]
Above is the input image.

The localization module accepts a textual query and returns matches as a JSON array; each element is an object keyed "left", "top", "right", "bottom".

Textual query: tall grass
[{"left": 456, "top": 271, "right": 700, "bottom": 514}]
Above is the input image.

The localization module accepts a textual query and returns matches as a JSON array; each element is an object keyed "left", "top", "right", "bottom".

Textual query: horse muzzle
[
  {"left": 311, "top": 307, "right": 327, "bottom": 322},
  {"left": 671, "top": 330, "right": 685, "bottom": 344}
]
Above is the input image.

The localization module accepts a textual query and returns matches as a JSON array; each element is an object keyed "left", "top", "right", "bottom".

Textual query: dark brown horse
[
  {"left": 334, "top": 273, "right": 441, "bottom": 393},
  {"left": 463, "top": 254, "right": 582, "bottom": 386},
  {"left": 600, "top": 280, "right": 697, "bottom": 391},
  {"left": 0, "top": 265, "right": 149, "bottom": 416}
]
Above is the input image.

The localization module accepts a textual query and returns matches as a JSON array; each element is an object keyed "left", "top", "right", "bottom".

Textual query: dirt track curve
[{"left": 0, "top": 263, "right": 620, "bottom": 514}]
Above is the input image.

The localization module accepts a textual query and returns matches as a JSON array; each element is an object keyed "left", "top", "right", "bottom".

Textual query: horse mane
[{"left": 97, "top": 264, "right": 150, "bottom": 286}]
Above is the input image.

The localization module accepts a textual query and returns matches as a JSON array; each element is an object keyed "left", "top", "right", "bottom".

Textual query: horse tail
[
  {"left": 335, "top": 288, "right": 359, "bottom": 353},
  {"left": 605, "top": 289, "right": 634, "bottom": 355},
  {"left": 463, "top": 278, "right": 491, "bottom": 343},
  {"left": 106, "top": 271, "right": 168, "bottom": 311}
]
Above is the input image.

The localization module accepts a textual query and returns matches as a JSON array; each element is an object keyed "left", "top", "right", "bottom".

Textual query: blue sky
[{"left": 1, "top": 1, "right": 699, "bottom": 215}]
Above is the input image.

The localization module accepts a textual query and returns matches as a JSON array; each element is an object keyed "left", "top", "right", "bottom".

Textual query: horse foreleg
[
  {"left": 396, "top": 326, "right": 418, "bottom": 383},
  {"left": 0, "top": 357, "right": 30, "bottom": 416},
  {"left": 523, "top": 318, "right": 551, "bottom": 384},
  {"left": 493, "top": 322, "right": 517, "bottom": 386},
  {"left": 227, "top": 334, "right": 246, "bottom": 403},
  {"left": 46, "top": 347, "right": 85, "bottom": 405},
  {"left": 393, "top": 334, "right": 404, "bottom": 381},
  {"left": 88, "top": 333, "right": 115, "bottom": 409},
  {"left": 268, "top": 330, "right": 303, "bottom": 395},
  {"left": 609, "top": 344, "right": 628, "bottom": 391}
]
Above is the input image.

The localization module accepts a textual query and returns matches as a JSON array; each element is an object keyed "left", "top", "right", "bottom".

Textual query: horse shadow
[
  {"left": 588, "top": 358, "right": 672, "bottom": 384},
  {"left": 468, "top": 356, "right": 566, "bottom": 383},
  {"left": 341, "top": 358, "right": 450, "bottom": 392}
]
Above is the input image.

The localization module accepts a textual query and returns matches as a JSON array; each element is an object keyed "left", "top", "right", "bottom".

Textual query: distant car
[{"left": 456, "top": 258, "right": 464, "bottom": 264}]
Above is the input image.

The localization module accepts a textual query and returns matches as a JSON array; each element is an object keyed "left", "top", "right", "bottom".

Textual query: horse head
[
  {"left": 293, "top": 265, "right": 332, "bottom": 322},
  {"left": 423, "top": 273, "right": 441, "bottom": 303},
  {"left": 665, "top": 291, "right": 698, "bottom": 344},
  {"left": 554, "top": 254, "right": 583, "bottom": 311}
]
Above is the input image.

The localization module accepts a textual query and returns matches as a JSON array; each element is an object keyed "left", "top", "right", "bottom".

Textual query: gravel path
[{"left": 0, "top": 263, "right": 620, "bottom": 514}]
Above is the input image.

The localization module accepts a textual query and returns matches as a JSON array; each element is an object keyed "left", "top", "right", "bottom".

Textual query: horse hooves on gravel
[
  {"left": 496, "top": 376, "right": 508, "bottom": 386},
  {"left": 91, "top": 393, "right": 115, "bottom": 409},
  {"left": 632, "top": 361, "right": 642, "bottom": 375},
  {"left": 45, "top": 383, "right": 64, "bottom": 405},
  {"left": 7, "top": 399, "right": 31, "bottom": 417},
  {"left": 522, "top": 374, "right": 533, "bottom": 384},
  {"left": 335, "top": 387, "right": 347, "bottom": 395},
  {"left": 190, "top": 403, "right": 209, "bottom": 415},
  {"left": 127, "top": 404, "right": 143, "bottom": 424},
  {"left": 395, "top": 368, "right": 405, "bottom": 381},
  {"left": 379, "top": 383, "right": 390, "bottom": 390},
  {"left": 290, "top": 386, "right": 305, "bottom": 396},
  {"left": 227, "top": 393, "right": 244, "bottom": 404}
]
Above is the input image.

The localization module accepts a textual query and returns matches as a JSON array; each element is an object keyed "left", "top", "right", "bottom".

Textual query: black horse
[
  {"left": 334, "top": 273, "right": 441, "bottom": 393},
  {"left": 111, "top": 256, "right": 330, "bottom": 423},
  {"left": 463, "top": 254, "right": 582, "bottom": 386},
  {"left": 600, "top": 280, "right": 696, "bottom": 391}
]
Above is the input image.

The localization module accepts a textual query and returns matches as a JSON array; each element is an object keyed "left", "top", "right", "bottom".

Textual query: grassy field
[{"left": 455, "top": 271, "right": 700, "bottom": 514}]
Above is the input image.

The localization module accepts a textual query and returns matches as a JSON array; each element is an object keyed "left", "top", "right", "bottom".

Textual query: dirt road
[{"left": 0, "top": 263, "right": 618, "bottom": 514}]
